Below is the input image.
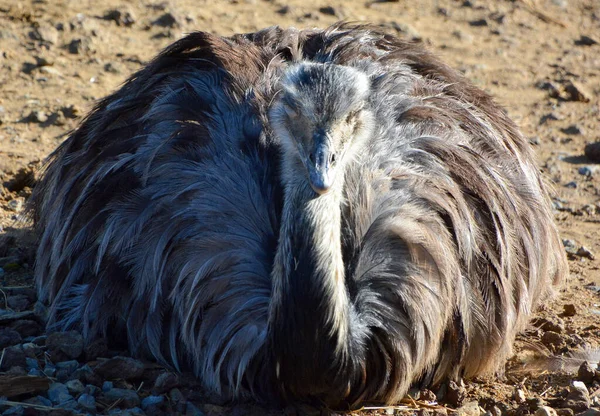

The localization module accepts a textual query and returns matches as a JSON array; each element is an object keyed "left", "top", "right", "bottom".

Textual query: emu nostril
[
  {"left": 309, "top": 153, "right": 315, "bottom": 163},
  {"left": 330, "top": 153, "right": 336, "bottom": 164}
]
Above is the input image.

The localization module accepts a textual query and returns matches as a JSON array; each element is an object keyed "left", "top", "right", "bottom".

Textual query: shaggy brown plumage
[{"left": 30, "top": 23, "right": 567, "bottom": 408}]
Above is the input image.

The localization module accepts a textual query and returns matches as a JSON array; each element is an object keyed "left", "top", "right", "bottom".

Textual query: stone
[
  {"left": 6, "top": 295, "right": 30, "bottom": 312},
  {"left": 584, "top": 142, "right": 600, "bottom": 163},
  {"left": 103, "top": 8, "right": 136, "bottom": 26},
  {"left": 445, "top": 380, "right": 466, "bottom": 407},
  {"left": 77, "top": 393, "right": 96, "bottom": 412},
  {"left": 0, "top": 345, "right": 26, "bottom": 370},
  {"left": 186, "top": 402, "right": 205, "bottom": 416},
  {"left": 95, "top": 356, "right": 145, "bottom": 380},
  {"left": 542, "top": 331, "right": 567, "bottom": 350},
  {"left": 575, "top": 247, "right": 594, "bottom": 261},
  {"left": 10, "top": 319, "right": 42, "bottom": 338},
  {"left": 563, "top": 382, "right": 591, "bottom": 412},
  {"left": 562, "top": 125, "right": 584, "bottom": 135},
  {"left": 99, "top": 388, "right": 141, "bottom": 408},
  {"left": 514, "top": 388, "right": 527, "bottom": 403},
  {"left": 32, "top": 25, "right": 59, "bottom": 45},
  {"left": 153, "top": 372, "right": 180, "bottom": 394},
  {"left": 578, "top": 167, "right": 594, "bottom": 177},
  {"left": 532, "top": 317, "right": 565, "bottom": 334},
  {"left": 419, "top": 389, "right": 437, "bottom": 402},
  {"left": 141, "top": 395, "right": 164, "bottom": 412},
  {"left": 575, "top": 35, "right": 598, "bottom": 46},
  {"left": 563, "top": 81, "right": 591, "bottom": 103},
  {"left": 469, "top": 19, "right": 488, "bottom": 26},
  {"left": 152, "top": 12, "right": 180, "bottom": 28},
  {"left": 46, "top": 331, "right": 84, "bottom": 359},
  {"left": 48, "top": 382, "right": 73, "bottom": 405},
  {"left": 83, "top": 338, "right": 108, "bottom": 360},
  {"left": 536, "top": 407, "right": 558, "bottom": 416},
  {"left": 28, "top": 110, "right": 47, "bottom": 123},
  {"left": 457, "top": 401, "right": 484, "bottom": 416},
  {"left": 65, "top": 379, "right": 85, "bottom": 395},
  {"left": 0, "top": 328, "right": 22, "bottom": 349},
  {"left": 2, "top": 406, "right": 24, "bottom": 416},
  {"left": 103, "top": 381, "right": 114, "bottom": 392}
]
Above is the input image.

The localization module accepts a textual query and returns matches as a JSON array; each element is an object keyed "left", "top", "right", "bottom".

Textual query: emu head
[{"left": 270, "top": 62, "right": 374, "bottom": 195}]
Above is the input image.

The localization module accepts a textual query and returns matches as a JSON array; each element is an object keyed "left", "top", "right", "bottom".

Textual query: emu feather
[{"left": 30, "top": 24, "right": 567, "bottom": 407}]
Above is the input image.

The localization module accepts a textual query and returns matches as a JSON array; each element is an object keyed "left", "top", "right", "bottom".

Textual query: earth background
[{"left": 0, "top": 0, "right": 599, "bottom": 415}]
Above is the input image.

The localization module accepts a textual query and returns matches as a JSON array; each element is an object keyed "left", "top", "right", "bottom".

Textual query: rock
[
  {"left": 103, "top": 8, "right": 136, "bottom": 26},
  {"left": 563, "top": 304, "right": 578, "bottom": 316},
  {"left": 44, "top": 363, "right": 56, "bottom": 377},
  {"left": 103, "top": 381, "right": 114, "bottom": 391},
  {"left": 95, "top": 356, "right": 145, "bottom": 380},
  {"left": 578, "top": 166, "right": 594, "bottom": 177},
  {"left": 2, "top": 406, "right": 24, "bottom": 416},
  {"left": 83, "top": 338, "right": 108, "bottom": 361},
  {"left": 536, "top": 407, "right": 558, "bottom": 416},
  {"left": 25, "top": 357, "right": 39, "bottom": 369},
  {"left": 445, "top": 380, "right": 466, "bottom": 407},
  {"left": 99, "top": 388, "right": 141, "bottom": 408},
  {"left": 556, "top": 410, "right": 574, "bottom": 416},
  {"left": 318, "top": 6, "right": 337, "bottom": 15},
  {"left": 64, "top": 379, "right": 85, "bottom": 396},
  {"left": 563, "top": 382, "right": 591, "bottom": 412},
  {"left": 532, "top": 317, "right": 565, "bottom": 334},
  {"left": 47, "top": 331, "right": 84, "bottom": 359},
  {"left": 542, "top": 331, "right": 567, "bottom": 350},
  {"left": 577, "top": 361, "right": 596, "bottom": 384},
  {"left": 7, "top": 295, "right": 30, "bottom": 312},
  {"left": 104, "top": 62, "right": 121, "bottom": 74},
  {"left": 67, "top": 38, "right": 93, "bottom": 55},
  {"left": 0, "top": 328, "right": 22, "bottom": 349},
  {"left": 27, "top": 110, "right": 47, "bottom": 123},
  {"left": 575, "top": 35, "right": 598, "bottom": 46},
  {"left": 61, "top": 104, "right": 81, "bottom": 119},
  {"left": 10, "top": 319, "right": 42, "bottom": 338},
  {"left": 575, "top": 247, "right": 594, "bottom": 260},
  {"left": 565, "top": 181, "right": 577, "bottom": 189},
  {"left": 469, "top": 19, "right": 488, "bottom": 26},
  {"left": 186, "top": 402, "right": 205, "bottom": 416},
  {"left": 32, "top": 25, "right": 59, "bottom": 45},
  {"left": 514, "top": 388, "right": 527, "bottom": 403},
  {"left": 277, "top": 6, "right": 291, "bottom": 14},
  {"left": 48, "top": 382, "right": 73, "bottom": 405},
  {"left": 169, "top": 388, "right": 184, "bottom": 403},
  {"left": 77, "top": 393, "right": 96, "bottom": 412},
  {"left": 419, "top": 389, "right": 437, "bottom": 402},
  {"left": 574, "top": 410, "right": 600, "bottom": 416},
  {"left": 141, "top": 395, "right": 164, "bottom": 413},
  {"left": 152, "top": 12, "right": 180, "bottom": 28},
  {"left": 153, "top": 372, "right": 180, "bottom": 394},
  {"left": 0, "top": 345, "right": 26, "bottom": 370},
  {"left": 563, "top": 125, "right": 584, "bottom": 135},
  {"left": 584, "top": 142, "right": 600, "bottom": 162},
  {"left": 563, "top": 81, "right": 591, "bottom": 103},
  {"left": 457, "top": 401, "right": 484, "bottom": 416}
]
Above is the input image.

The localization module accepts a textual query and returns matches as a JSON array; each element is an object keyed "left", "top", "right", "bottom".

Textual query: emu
[{"left": 30, "top": 24, "right": 567, "bottom": 407}]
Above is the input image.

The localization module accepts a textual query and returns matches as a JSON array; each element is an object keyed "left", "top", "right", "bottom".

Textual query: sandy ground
[{"left": 0, "top": 0, "right": 599, "bottom": 415}]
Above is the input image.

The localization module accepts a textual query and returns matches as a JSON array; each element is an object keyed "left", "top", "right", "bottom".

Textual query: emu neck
[{"left": 270, "top": 171, "right": 351, "bottom": 392}]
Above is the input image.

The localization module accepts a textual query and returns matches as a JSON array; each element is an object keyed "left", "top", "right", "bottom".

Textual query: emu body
[{"left": 31, "top": 24, "right": 567, "bottom": 407}]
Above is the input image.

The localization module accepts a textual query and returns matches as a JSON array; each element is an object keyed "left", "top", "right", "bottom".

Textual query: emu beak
[{"left": 308, "top": 132, "right": 337, "bottom": 195}]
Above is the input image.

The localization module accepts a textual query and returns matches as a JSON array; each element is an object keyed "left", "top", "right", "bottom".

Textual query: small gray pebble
[{"left": 77, "top": 393, "right": 97, "bottom": 412}]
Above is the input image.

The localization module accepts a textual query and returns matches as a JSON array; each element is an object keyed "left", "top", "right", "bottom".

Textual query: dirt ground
[{"left": 0, "top": 0, "right": 599, "bottom": 415}]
